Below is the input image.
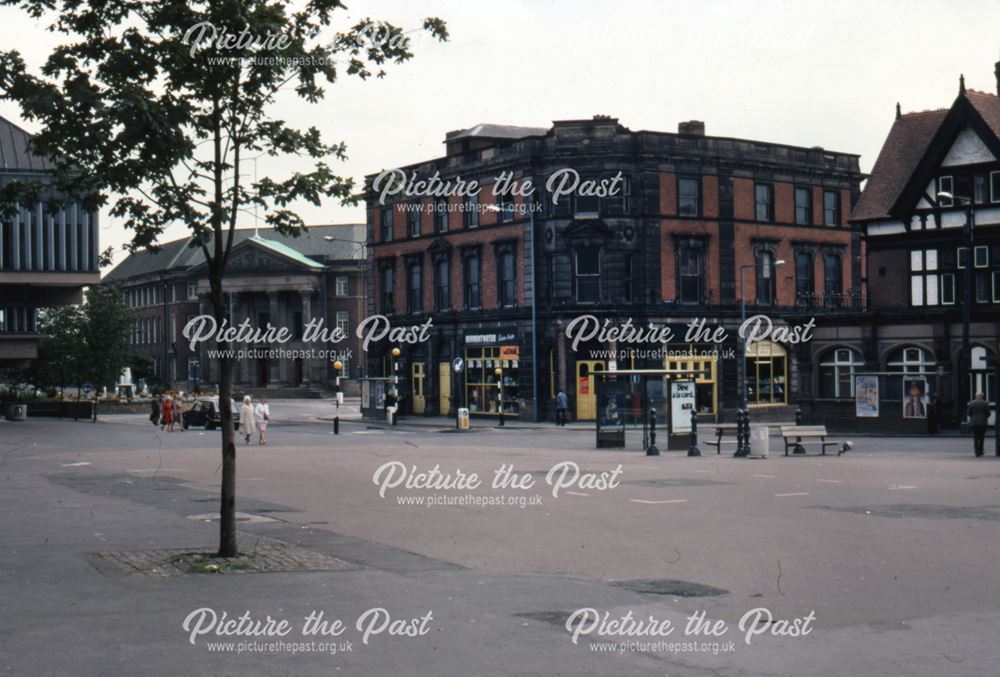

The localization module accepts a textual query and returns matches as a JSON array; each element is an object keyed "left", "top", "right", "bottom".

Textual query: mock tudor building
[
  {"left": 103, "top": 224, "right": 366, "bottom": 395},
  {"left": 0, "top": 116, "right": 100, "bottom": 369},
  {"left": 364, "top": 117, "right": 864, "bottom": 421},
  {"left": 803, "top": 68, "right": 1000, "bottom": 432}
]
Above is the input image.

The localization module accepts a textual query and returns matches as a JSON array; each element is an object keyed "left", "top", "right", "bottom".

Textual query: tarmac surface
[{"left": 2, "top": 399, "right": 999, "bottom": 676}]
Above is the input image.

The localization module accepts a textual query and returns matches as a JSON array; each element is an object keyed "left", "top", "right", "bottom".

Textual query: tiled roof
[
  {"left": 852, "top": 88, "right": 1000, "bottom": 222},
  {"left": 103, "top": 224, "right": 365, "bottom": 281},
  {"left": 445, "top": 123, "right": 548, "bottom": 142},
  {"left": 0, "top": 115, "right": 55, "bottom": 173}
]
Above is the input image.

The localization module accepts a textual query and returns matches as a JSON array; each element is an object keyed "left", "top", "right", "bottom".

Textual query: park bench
[
  {"left": 779, "top": 425, "right": 851, "bottom": 456},
  {"left": 703, "top": 423, "right": 738, "bottom": 454}
]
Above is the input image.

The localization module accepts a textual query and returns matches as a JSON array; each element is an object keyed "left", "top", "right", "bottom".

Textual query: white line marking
[
  {"left": 564, "top": 491, "right": 590, "bottom": 497},
  {"left": 817, "top": 479, "right": 843, "bottom": 484},
  {"left": 752, "top": 474, "right": 776, "bottom": 479},
  {"left": 61, "top": 462, "right": 91, "bottom": 467},
  {"left": 629, "top": 499, "right": 688, "bottom": 505},
  {"left": 774, "top": 492, "right": 810, "bottom": 497},
  {"left": 888, "top": 485, "right": 917, "bottom": 490}
]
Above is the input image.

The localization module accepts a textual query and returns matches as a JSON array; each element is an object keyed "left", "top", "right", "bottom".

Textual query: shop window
[
  {"left": 745, "top": 340, "right": 787, "bottom": 405},
  {"left": 465, "top": 346, "right": 519, "bottom": 416},
  {"left": 819, "top": 348, "right": 864, "bottom": 398}
]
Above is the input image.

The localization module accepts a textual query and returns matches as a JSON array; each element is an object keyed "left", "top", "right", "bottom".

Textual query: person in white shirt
[{"left": 254, "top": 395, "right": 270, "bottom": 445}]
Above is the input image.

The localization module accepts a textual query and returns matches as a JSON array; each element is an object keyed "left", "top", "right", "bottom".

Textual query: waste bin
[
  {"left": 386, "top": 405, "right": 397, "bottom": 425},
  {"left": 457, "top": 408, "right": 470, "bottom": 430},
  {"left": 4, "top": 403, "right": 27, "bottom": 421},
  {"left": 749, "top": 424, "right": 769, "bottom": 458}
]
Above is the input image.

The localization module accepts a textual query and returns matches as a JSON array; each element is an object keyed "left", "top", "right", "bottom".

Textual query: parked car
[{"left": 182, "top": 398, "right": 240, "bottom": 431}]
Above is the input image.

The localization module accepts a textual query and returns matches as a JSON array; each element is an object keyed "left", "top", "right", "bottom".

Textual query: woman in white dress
[
  {"left": 254, "top": 395, "right": 270, "bottom": 445},
  {"left": 239, "top": 395, "right": 256, "bottom": 445}
]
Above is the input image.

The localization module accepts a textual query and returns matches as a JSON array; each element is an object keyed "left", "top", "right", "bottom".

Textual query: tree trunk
[{"left": 212, "top": 275, "right": 238, "bottom": 557}]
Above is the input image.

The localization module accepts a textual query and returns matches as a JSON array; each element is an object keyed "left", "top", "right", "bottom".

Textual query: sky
[{"left": 2, "top": 0, "right": 1000, "bottom": 266}]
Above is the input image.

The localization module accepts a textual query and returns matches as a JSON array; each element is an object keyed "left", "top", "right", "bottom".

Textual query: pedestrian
[
  {"left": 968, "top": 392, "right": 991, "bottom": 457},
  {"left": 239, "top": 395, "right": 257, "bottom": 445},
  {"left": 927, "top": 393, "right": 941, "bottom": 434},
  {"left": 149, "top": 395, "right": 160, "bottom": 427},
  {"left": 555, "top": 389, "right": 569, "bottom": 426},
  {"left": 254, "top": 395, "right": 270, "bottom": 445},
  {"left": 161, "top": 393, "right": 174, "bottom": 433},
  {"left": 173, "top": 394, "right": 186, "bottom": 431}
]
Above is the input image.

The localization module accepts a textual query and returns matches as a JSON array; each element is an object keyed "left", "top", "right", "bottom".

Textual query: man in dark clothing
[
  {"left": 555, "top": 390, "right": 569, "bottom": 426},
  {"left": 968, "top": 392, "right": 991, "bottom": 457}
]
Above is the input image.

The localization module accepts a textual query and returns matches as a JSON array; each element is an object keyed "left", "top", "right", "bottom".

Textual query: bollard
[
  {"left": 795, "top": 407, "right": 803, "bottom": 426},
  {"left": 646, "top": 408, "right": 660, "bottom": 456},
  {"left": 333, "top": 416, "right": 340, "bottom": 435},
  {"left": 688, "top": 409, "right": 701, "bottom": 457},
  {"left": 734, "top": 409, "right": 749, "bottom": 457}
]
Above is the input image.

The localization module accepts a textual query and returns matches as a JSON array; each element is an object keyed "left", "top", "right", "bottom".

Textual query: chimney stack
[{"left": 678, "top": 120, "right": 705, "bottom": 136}]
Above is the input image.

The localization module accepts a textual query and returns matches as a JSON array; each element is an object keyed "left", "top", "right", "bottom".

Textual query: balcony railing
[{"left": 794, "top": 290, "right": 866, "bottom": 313}]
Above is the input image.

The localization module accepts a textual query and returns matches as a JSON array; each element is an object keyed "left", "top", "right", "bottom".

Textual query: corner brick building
[{"left": 364, "top": 118, "right": 864, "bottom": 422}]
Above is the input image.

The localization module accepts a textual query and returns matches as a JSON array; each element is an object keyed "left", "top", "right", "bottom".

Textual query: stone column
[
  {"left": 300, "top": 290, "right": 313, "bottom": 385},
  {"left": 268, "top": 292, "right": 283, "bottom": 385}
]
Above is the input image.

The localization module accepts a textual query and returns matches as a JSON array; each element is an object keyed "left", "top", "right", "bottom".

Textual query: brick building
[
  {"left": 364, "top": 118, "right": 864, "bottom": 421},
  {"left": 103, "top": 225, "right": 365, "bottom": 395},
  {"left": 804, "top": 67, "right": 1000, "bottom": 432}
]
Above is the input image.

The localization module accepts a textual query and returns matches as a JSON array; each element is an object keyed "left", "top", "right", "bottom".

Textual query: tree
[
  {"left": 0, "top": 1, "right": 446, "bottom": 556},
  {"left": 34, "top": 304, "right": 85, "bottom": 395}
]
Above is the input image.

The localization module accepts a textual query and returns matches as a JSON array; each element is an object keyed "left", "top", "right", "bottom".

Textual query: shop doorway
[
  {"left": 412, "top": 362, "right": 426, "bottom": 414},
  {"left": 576, "top": 360, "right": 605, "bottom": 420},
  {"left": 438, "top": 362, "right": 451, "bottom": 415}
]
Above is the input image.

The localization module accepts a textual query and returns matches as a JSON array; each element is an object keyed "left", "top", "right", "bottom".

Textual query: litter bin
[
  {"left": 386, "top": 405, "right": 397, "bottom": 425},
  {"left": 749, "top": 424, "right": 769, "bottom": 458},
  {"left": 457, "top": 408, "right": 470, "bottom": 430}
]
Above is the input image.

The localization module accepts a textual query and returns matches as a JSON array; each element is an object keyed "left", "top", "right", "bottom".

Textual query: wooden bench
[
  {"left": 779, "top": 426, "right": 848, "bottom": 456},
  {"left": 704, "top": 424, "right": 738, "bottom": 454}
]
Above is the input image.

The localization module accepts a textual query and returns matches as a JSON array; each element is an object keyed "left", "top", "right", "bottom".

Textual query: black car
[{"left": 182, "top": 398, "right": 240, "bottom": 431}]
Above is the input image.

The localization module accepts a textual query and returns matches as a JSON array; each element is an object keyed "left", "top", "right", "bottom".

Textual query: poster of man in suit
[{"left": 903, "top": 378, "right": 928, "bottom": 419}]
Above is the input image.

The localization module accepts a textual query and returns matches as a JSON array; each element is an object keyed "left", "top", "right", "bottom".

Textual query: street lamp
[
  {"left": 332, "top": 359, "right": 343, "bottom": 435},
  {"left": 937, "top": 190, "right": 973, "bottom": 434},
  {"left": 494, "top": 366, "right": 505, "bottom": 427},
  {"left": 736, "top": 257, "right": 785, "bottom": 457}
]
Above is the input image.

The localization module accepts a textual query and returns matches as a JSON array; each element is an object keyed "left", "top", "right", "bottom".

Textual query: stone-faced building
[
  {"left": 103, "top": 224, "right": 366, "bottom": 395},
  {"left": 805, "top": 69, "right": 1000, "bottom": 431},
  {"left": 0, "top": 116, "right": 100, "bottom": 369},
  {"left": 364, "top": 118, "right": 864, "bottom": 421}
]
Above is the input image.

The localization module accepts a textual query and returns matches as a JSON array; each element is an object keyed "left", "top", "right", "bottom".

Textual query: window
[
  {"left": 435, "top": 198, "right": 449, "bottom": 233},
  {"left": 406, "top": 261, "right": 422, "bottom": 313},
  {"left": 886, "top": 346, "right": 937, "bottom": 400},
  {"left": 380, "top": 264, "right": 394, "bottom": 314},
  {"left": 942, "top": 273, "right": 956, "bottom": 304},
  {"left": 975, "top": 173, "right": 987, "bottom": 204},
  {"left": 678, "top": 245, "right": 703, "bottom": 303},
  {"left": 187, "top": 283, "right": 198, "bottom": 300},
  {"left": 824, "top": 253, "right": 842, "bottom": 297},
  {"left": 991, "top": 171, "right": 1000, "bottom": 203},
  {"left": 938, "top": 176, "right": 953, "bottom": 206},
  {"left": 795, "top": 252, "right": 814, "bottom": 299},
  {"left": 794, "top": 187, "right": 811, "bottom": 225},
  {"left": 755, "top": 183, "right": 773, "bottom": 221},
  {"left": 407, "top": 205, "right": 420, "bottom": 238},
  {"left": 381, "top": 207, "right": 393, "bottom": 242},
  {"left": 974, "top": 245, "right": 988, "bottom": 268},
  {"left": 435, "top": 259, "right": 450, "bottom": 311},
  {"left": 994, "top": 271, "right": 1000, "bottom": 303},
  {"left": 823, "top": 190, "right": 840, "bottom": 226},
  {"left": 605, "top": 176, "right": 632, "bottom": 215},
  {"left": 678, "top": 177, "right": 700, "bottom": 216},
  {"left": 498, "top": 250, "right": 516, "bottom": 307},
  {"left": 463, "top": 193, "right": 479, "bottom": 229},
  {"left": 335, "top": 276, "right": 349, "bottom": 296},
  {"left": 755, "top": 250, "right": 776, "bottom": 305},
  {"left": 971, "top": 346, "right": 996, "bottom": 405},
  {"left": 575, "top": 248, "right": 601, "bottom": 303},
  {"left": 910, "top": 249, "right": 939, "bottom": 306},
  {"left": 463, "top": 253, "right": 481, "bottom": 310},
  {"left": 336, "top": 311, "right": 349, "bottom": 336},
  {"left": 819, "top": 348, "right": 864, "bottom": 399},
  {"left": 497, "top": 192, "right": 515, "bottom": 222}
]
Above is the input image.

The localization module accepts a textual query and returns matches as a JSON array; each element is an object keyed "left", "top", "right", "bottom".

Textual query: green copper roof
[{"left": 248, "top": 234, "right": 325, "bottom": 269}]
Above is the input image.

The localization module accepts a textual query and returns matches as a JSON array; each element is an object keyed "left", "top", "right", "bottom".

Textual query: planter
[{"left": 4, "top": 403, "right": 28, "bottom": 421}]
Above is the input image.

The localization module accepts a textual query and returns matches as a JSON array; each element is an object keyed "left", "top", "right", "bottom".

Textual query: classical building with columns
[
  {"left": 103, "top": 224, "right": 366, "bottom": 395},
  {"left": 0, "top": 115, "right": 100, "bottom": 369}
]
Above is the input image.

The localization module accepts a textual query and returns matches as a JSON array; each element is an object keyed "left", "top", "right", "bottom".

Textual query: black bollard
[
  {"left": 688, "top": 409, "right": 701, "bottom": 457},
  {"left": 646, "top": 408, "right": 660, "bottom": 456},
  {"left": 734, "top": 408, "right": 749, "bottom": 457},
  {"left": 334, "top": 416, "right": 340, "bottom": 435},
  {"left": 795, "top": 407, "right": 803, "bottom": 426}
]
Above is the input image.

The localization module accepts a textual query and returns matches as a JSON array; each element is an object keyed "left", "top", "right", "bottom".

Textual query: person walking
[
  {"left": 555, "top": 389, "right": 569, "bottom": 427},
  {"left": 254, "top": 395, "right": 270, "bottom": 445},
  {"left": 968, "top": 392, "right": 991, "bottom": 457},
  {"left": 173, "top": 395, "right": 186, "bottom": 431},
  {"left": 161, "top": 394, "right": 174, "bottom": 433},
  {"left": 239, "top": 395, "right": 257, "bottom": 445},
  {"left": 149, "top": 395, "right": 161, "bottom": 427}
]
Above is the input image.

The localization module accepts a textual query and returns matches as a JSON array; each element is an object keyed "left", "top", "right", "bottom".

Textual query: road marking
[
  {"left": 61, "top": 462, "right": 91, "bottom": 467},
  {"left": 888, "top": 485, "right": 918, "bottom": 490},
  {"left": 630, "top": 499, "right": 688, "bottom": 505},
  {"left": 752, "top": 474, "right": 776, "bottom": 479},
  {"left": 817, "top": 479, "right": 843, "bottom": 484},
  {"left": 564, "top": 491, "right": 590, "bottom": 497},
  {"left": 774, "top": 492, "right": 810, "bottom": 497}
]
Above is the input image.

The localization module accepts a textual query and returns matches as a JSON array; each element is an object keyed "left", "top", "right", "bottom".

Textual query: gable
[{"left": 941, "top": 127, "right": 996, "bottom": 167}]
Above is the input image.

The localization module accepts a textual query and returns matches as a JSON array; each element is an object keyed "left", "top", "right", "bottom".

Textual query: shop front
[{"left": 463, "top": 330, "right": 521, "bottom": 417}]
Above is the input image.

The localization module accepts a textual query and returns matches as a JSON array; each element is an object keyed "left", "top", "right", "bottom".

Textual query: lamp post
[
  {"left": 736, "top": 257, "right": 784, "bottom": 457},
  {"left": 390, "top": 347, "right": 400, "bottom": 425},
  {"left": 494, "top": 366, "right": 505, "bottom": 427},
  {"left": 332, "top": 359, "right": 343, "bottom": 435},
  {"left": 936, "top": 191, "right": 973, "bottom": 434}
]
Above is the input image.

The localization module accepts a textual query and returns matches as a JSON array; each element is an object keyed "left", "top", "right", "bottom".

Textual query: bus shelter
[{"left": 594, "top": 369, "right": 705, "bottom": 450}]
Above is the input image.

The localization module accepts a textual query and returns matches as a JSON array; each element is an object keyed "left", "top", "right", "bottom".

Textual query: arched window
[
  {"left": 971, "top": 346, "right": 996, "bottom": 407},
  {"left": 886, "top": 346, "right": 937, "bottom": 400},
  {"left": 819, "top": 348, "right": 864, "bottom": 399}
]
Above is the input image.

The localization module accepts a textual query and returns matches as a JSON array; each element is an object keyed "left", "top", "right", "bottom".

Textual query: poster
[
  {"left": 670, "top": 380, "right": 696, "bottom": 433},
  {"left": 902, "top": 377, "right": 928, "bottom": 419},
  {"left": 855, "top": 375, "right": 879, "bottom": 418}
]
